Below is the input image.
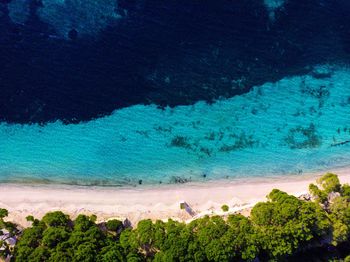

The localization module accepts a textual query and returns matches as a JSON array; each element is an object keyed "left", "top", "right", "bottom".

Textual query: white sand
[{"left": 1, "top": 169, "right": 350, "bottom": 227}]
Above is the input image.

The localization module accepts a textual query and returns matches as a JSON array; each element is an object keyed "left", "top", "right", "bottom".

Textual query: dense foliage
[{"left": 1, "top": 173, "right": 350, "bottom": 261}]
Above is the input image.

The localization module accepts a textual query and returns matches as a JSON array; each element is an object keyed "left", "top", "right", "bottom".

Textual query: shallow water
[{"left": 2, "top": 65, "right": 350, "bottom": 185}]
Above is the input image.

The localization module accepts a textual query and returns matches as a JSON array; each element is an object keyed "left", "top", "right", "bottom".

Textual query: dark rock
[{"left": 170, "top": 176, "right": 190, "bottom": 184}]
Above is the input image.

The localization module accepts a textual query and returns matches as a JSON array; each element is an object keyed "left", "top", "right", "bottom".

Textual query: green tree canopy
[
  {"left": 106, "top": 219, "right": 123, "bottom": 232},
  {"left": 0, "top": 208, "right": 8, "bottom": 219},
  {"left": 317, "top": 173, "right": 341, "bottom": 194},
  {"left": 42, "top": 211, "right": 69, "bottom": 228},
  {"left": 10, "top": 173, "right": 350, "bottom": 262}
]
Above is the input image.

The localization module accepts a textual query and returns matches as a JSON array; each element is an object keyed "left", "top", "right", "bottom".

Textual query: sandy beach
[{"left": 1, "top": 169, "right": 350, "bottom": 227}]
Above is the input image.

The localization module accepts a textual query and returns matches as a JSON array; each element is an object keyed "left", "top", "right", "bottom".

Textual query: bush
[
  {"left": 221, "top": 204, "right": 229, "bottom": 212},
  {"left": 26, "top": 215, "right": 35, "bottom": 222}
]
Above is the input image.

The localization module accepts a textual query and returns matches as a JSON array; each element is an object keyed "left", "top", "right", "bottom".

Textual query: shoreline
[
  {"left": 1, "top": 168, "right": 350, "bottom": 227},
  {"left": 1, "top": 164, "right": 346, "bottom": 190}
]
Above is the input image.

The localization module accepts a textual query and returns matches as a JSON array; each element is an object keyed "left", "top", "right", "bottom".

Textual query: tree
[
  {"left": 329, "top": 196, "right": 350, "bottom": 245},
  {"left": 14, "top": 246, "right": 36, "bottom": 262},
  {"left": 0, "top": 208, "right": 8, "bottom": 219},
  {"left": 225, "top": 215, "right": 259, "bottom": 260},
  {"left": 120, "top": 228, "right": 137, "bottom": 254},
  {"left": 97, "top": 243, "right": 125, "bottom": 262},
  {"left": 42, "top": 211, "right": 69, "bottom": 227},
  {"left": 10, "top": 173, "right": 350, "bottom": 262},
  {"left": 309, "top": 173, "right": 342, "bottom": 204},
  {"left": 342, "top": 184, "right": 350, "bottom": 198},
  {"left": 131, "top": 219, "right": 159, "bottom": 257},
  {"left": 106, "top": 219, "right": 123, "bottom": 232},
  {"left": 27, "top": 246, "right": 50, "bottom": 262},
  {"left": 26, "top": 215, "right": 35, "bottom": 222},
  {"left": 317, "top": 173, "right": 341, "bottom": 194},
  {"left": 26, "top": 215, "right": 41, "bottom": 226},
  {"left": 158, "top": 219, "right": 192, "bottom": 261},
  {"left": 16, "top": 226, "right": 44, "bottom": 249},
  {"left": 221, "top": 204, "right": 229, "bottom": 212},
  {"left": 74, "top": 215, "right": 95, "bottom": 232},
  {"left": 331, "top": 221, "right": 349, "bottom": 244},
  {"left": 48, "top": 250, "right": 71, "bottom": 262},
  {"left": 189, "top": 216, "right": 232, "bottom": 261},
  {"left": 251, "top": 189, "right": 330, "bottom": 259},
  {"left": 42, "top": 227, "right": 69, "bottom": 248},
  {"left": 72, "top": 242, "right": 97, "bottom": 262},
  {"left": 0, "top": 240, "right": 10, "bottom": 260},
  {"left": 309, "top": 183, "right": 328, "bottom": 203}
]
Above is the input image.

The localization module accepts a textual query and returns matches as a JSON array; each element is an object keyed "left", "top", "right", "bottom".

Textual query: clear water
[{"left": 2, "top": 65, "right": 350, "bottom": 186}]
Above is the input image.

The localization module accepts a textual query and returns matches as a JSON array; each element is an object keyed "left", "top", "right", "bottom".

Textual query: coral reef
[
  {"left": 7, "top": 0, "right": 30, "bottom": 24},
  {"left": 38, "top": 0, "right": 121, "bottom": 38},
  {"left": 285, "top": 123, "right": 322, "bottom": 149}
]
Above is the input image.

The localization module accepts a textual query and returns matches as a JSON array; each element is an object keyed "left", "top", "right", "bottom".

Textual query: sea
[{"left": 1, "top": 0, "right": 350, "bottom": 186}]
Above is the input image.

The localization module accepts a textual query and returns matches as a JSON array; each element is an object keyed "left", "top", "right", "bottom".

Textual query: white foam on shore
[{"left": 1, "top": 65, "right": 350, "bottom": 185}]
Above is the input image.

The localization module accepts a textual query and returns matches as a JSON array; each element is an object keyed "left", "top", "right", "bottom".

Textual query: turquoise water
[{"left": 2, "top": 65, "right": 350, "bottom": 186}]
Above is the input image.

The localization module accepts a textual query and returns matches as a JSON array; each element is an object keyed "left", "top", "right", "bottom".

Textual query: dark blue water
[{"left": 1, "top": 0, "right": 350, "bottom": 124}]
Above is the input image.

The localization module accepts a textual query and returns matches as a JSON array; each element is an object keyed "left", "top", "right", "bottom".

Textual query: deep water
[{"left": 1, "top": 0, "right": 350, "bottom": 185}]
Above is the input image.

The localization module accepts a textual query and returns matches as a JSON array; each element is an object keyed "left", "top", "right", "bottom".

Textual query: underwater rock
[
  {"left": 311, "top": 65, "right": 334, "bottom": 79},
  {"left": 170, "top": 176, "right": 190, "bottom": 184},
  {"left": 7, "top": 0, "right": 30, "bottom": 24},
  {"left": 0, "top": 3, "right": 6, "bottom": 17},
  {"left": 285, "top": 123, "right": 322, "bottom": 149},
  {"left": 68, "top": 28, "right": 78, "bottom": 40},
  {"left": 170, "top": 136, "right": 192, "bottom": 149},
  {"left": 264, "top": 0, "right": 286, "bottom": 21},
  {"left": 38, "top": 0, "right": 121, "bottom": 38}
]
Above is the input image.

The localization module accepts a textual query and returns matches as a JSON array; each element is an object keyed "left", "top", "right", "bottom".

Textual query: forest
[{"left": 1, "top": 173, "right": 350, "bottom": 261}]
